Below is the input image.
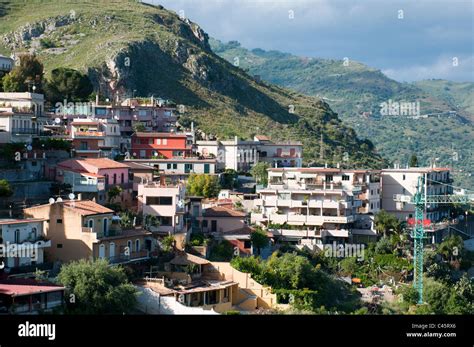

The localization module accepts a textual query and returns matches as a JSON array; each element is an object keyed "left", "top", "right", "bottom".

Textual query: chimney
[{"left": 77, "top": 193, "right": 82, "bottom": 200}]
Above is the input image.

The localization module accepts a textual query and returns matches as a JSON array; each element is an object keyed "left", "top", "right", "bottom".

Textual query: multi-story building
[
  {"left": 56, "top": 158, "right": 131, "bottom": 205},
  {"left": 381, "top": 167, "right": 453, "bottom": 223},
  {"left": 56, "top": 97, "right": 178, "bottom": 152},
  {"left": 125, "top": 157, "right": 216, "bottom": 176},
  {"left": 0, "top": 92, "right": 48, "bottom": 143},
  {"left": 252, "top": 167, "right": 380, "bottom": 248},
  {"left": 131, "top": 132, "right": 191, "bottom": 159},
  {"left": 196, "top": 135, "right": 302, "bottom": 172},
  {"left": 137, "top": 180, "right": 187, "bottom": 234},
  {"left": 0, "top": 218, "right": 51, "bottom": 269},
  {"left": 23, "top": 200, "right": 151, "bottom": 264}
]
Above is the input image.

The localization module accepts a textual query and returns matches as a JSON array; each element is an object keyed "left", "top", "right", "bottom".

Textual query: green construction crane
[{"left": 394, "top": 175, "right": 473, "bottom": 304}]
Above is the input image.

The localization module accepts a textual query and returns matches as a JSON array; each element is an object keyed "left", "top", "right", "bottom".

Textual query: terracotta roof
[
  {"left": 203, "top": 206, "right": 246, "bottom": 218},
  {"left": 58, "top": 158, "right": 129, "bottom": 171},
  {"left": 223, "top": 225, "right": 255, "bottom": 236},
  {"left": 60, "top": 200, "right": 113, "bottom": 215},
  {"left": 255, "top": 135, "right": 270, "bottom": 141},
  {"left": 133, "top": 132, "right": 187, "bottom": 138},
  {"left": 0, "top": 279, "right": 64, "bottom": 297},
  {"left": 71, "top": 121, "right": 99, "bottom": 125},
  {"left": 269, "top": 167, "right": 341, "bottom": 173},
  {"left": 170, "top": 252, "right": 210, "bottom": 266}
]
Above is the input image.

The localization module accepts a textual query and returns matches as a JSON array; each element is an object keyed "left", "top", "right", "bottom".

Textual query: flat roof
[
  {"left": 0, "top": 279, "right": 64, "bottom": 297},
  {"left": 0, "top": 218, "right": 46, "bottom": 225}
]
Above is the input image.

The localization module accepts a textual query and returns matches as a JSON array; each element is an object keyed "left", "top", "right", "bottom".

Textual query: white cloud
[{"left": 383, "top": 55, "right": 474, "bottom": 82}]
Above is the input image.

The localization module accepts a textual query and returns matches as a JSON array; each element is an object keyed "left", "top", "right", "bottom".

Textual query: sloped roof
[
  {"left": 203, "top": 206, "right": 246, "bottom": 218},
  {"left": 58, "top": 158, "right": 129, "bottom": 172},
  {"left": 170, "top": 252, "right": 210, "bottom": 266},
  {"left": 62, "top": 200, "right": 114, "bottom": 216}
]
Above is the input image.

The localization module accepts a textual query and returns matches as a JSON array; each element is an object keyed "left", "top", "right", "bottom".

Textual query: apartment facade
[
  {"left": 23, "top": 200, "right": 151, "bottom": 263},
  {"left": 137, "top": 182, "right": 187, "bottom": 234},
  {"left": 125, "top": 158, "right": 216, "bottom": 176},
  {"left": 196, "top": 136, "right": 302, "bottom": 172},
  {"left": 131, "top": 132, "right": 191, "bottom": 159},
  {"left": 56, "top": 158, "right": 131, "bottom": 204},
  {"left": 381, "top": 167, "right": 453, "bottom": 223},
  {"left": 0, "top": 92, "right": 48, "bottom": 143},
  {"left": 251, "top": 167, "right": 380, "bottom": 248},
  {"left": 0, "top": 219, "right": 51, "bottom": 269}
]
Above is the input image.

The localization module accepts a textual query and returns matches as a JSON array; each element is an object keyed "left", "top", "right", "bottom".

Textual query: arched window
[
  {"left": 14, "top": 229, "right": 20, "bottom": 243},
  {"left": 88, "top": 219, "right": 94, "bottom": 229},
  {"left": 121, "top": 173, "right": 125, "bottom": 184},
  {"left": 127, "top": 240, "right": 132, "bottom": 254},
  {"left": 113, "top": 174, "right": 117, "bottom": 184},
  {"left": 99, "top": 244, "right": 105, "bottom": 259}
]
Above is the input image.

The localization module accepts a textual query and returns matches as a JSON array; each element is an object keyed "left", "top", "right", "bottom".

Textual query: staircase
[{"left": 235, "top": 288, "right": 257, "bottom": 311}]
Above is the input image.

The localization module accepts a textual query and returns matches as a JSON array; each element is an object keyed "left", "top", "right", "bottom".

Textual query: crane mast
[{"left": 394, "top": 175, "right": 473, "bottom": 304}]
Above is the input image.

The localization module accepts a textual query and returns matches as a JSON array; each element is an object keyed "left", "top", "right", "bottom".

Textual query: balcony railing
[
  {"left": 108, "top": 250, "right": 149, "bottom": 264},
  {"left": 74, "top": 131, "right": 105, "bottom": 137},
  {"left": 11, "top": 127, "right": 39, "bottom": 135}
]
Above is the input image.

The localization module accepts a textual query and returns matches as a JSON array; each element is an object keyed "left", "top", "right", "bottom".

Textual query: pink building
[{"left": 56, "top": 158, "right": 132, "bottom": 205}]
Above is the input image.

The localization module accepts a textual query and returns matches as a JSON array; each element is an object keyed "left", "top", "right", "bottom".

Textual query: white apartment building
[
  {"left": 251, "top": 167, "right": 381, "bottom": 248},
  {"left": 137, "top": 182, "right": 187, "bottom": 234},
  {"left": 0, "top": 92, "right": 47, "bottom": 143},
  {"left": 196, "top": 135, "right": 302, "bottom": 172},
  {"left": 381, "top": 167, "right": 453, "bottom": 223},
  {"left": 0, "top": 219, "right": 51, "bottom": 269},
  {"left": 125, "top": 158, "right": 216, "bottom": 176}
]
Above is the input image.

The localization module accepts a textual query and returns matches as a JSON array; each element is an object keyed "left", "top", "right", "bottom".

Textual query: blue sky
[{"left": 149, "top": 0, "right": 474, "bottom": 82}]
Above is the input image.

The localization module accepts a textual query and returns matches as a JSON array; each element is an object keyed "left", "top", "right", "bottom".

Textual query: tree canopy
[
  {"left": 57, "top": 259, "right": 139, "bottom": 314},
  {"left": 187, "top": 173, "right": 220, "bottom": 198},
  {"left": 44, "top": 67, "right": 93, "bottom": 103},
  {"left": 2, "top": 54, "right": 44, "bottom": 92}
]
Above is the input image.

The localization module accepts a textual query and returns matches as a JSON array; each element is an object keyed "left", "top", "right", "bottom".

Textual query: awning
[
  {"left": 325, "top": 229, "right": 349, "bottom": 237},
  {"left": 299, "top": 173, "right": 317, "bottom": 178}
]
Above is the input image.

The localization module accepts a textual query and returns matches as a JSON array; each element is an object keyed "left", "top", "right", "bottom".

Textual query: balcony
[
  {"left": 257, "top": 213, "right": 355, "bottom": 226},
  {"left": 11, "top": 127, "right": 39, "bottom": 135},
  {"left": 108, "top": 250, "right": 149, "bottom": 264},
  {"left": 74, "top": 131, "right": 105, "bottom": 138}
]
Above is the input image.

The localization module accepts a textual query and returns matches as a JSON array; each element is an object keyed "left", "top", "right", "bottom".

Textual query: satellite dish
[
  {"left": 177, "top": 200, "right": 184, "bottom": 208},
  {"left": 26, "top": 145, "right": 32, "bottom": 151},
  {"left": 48, "top": 198, "right": 55, "bottom": 204},
  {"left": 56, "top": 197, "right": 63, "bottom": 203},
  {"left": 68, "top": 193, "right": 75, "bottom": 200},
  {"left": 55, "top": 117, "right": 61, "bottom": 124},
  {"left": 114, "top": 115, "right": 119, "bottom": 120}
]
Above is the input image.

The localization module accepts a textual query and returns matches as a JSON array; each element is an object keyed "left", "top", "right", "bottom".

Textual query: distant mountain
[
  {"left": 211, "top": 39, "right": 474, "bottom": 187},
  {"left": 0, "top": 0, "right": 384, "bottom": 169}
]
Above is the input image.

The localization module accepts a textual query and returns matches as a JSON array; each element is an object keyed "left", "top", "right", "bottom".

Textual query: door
[
  {"left": 109, "top": 242, "right": 115, "bottom": 259},
  {"left": 99, "top": 244, "right": 105, "bottom": 259},
  {"left": 211, "top": 220, "right": 217, "bottom": 232}
]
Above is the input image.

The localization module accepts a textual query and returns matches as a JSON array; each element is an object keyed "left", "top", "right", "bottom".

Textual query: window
[
  {"left": 342, "top": 175, "right": 350, "bottom": 181},
  {"left": 14, "top": 229, "right": 20, "bottom": 243},
  {"left": 31, "top": 161, "right": 37, "bottom": 167},
  {"left": 121, "top": 173, "right": 124, "bottom": 184},
  {"left": 158, "top": 216, "right": 172, "bottom": 226},
  {"left": 173, "top": 163, "right": 177, "bottom": 169},
  {"left": 113, "top": 174, "right": 117, "bottom": 184},
  {"left": 127, "top": 240, "right": 132, "bottom": 252},
  {"left": 139, "top": 110, "right": 147, "bottom": 117},
  {"left": 57, "top": 244, "right": 63, "bottom": 248},
  {"left": 156, "top": 138, "right": 161, "bottom": 145},
  {"left": 402, "top": 175, "right": 406, "bottom": 180},
  {"left": 56, "top": 219, "right": 63, "bottom": 224},
  {"left": 88, "top": 220, "right": 94, "bottom": 228},
  {"left": 162, "top": 139, "right": 167, "bottom": 145},
  {"left": 146, "top": 196, "right": 173, "bottom": 205},
  {"left": 325, "top": 175, "right": 333, "bottom": 182},
  {"left": 202, "top": 220, "right": 208, "bottom": 228},
  {"left": 167, "top": 163, "right": 172, "bottom": 170},
  {"left": 211, "top": 220, "right": 217, "bottom": 232},
  {"left": 204, "top": 163, "right": 210, "bottom": 174},
  {"left": 185, "top": 163, "right": 193, "bottom": 173},
  {"left": 135, "top": 239, "right": 140, "bottom": 252}
]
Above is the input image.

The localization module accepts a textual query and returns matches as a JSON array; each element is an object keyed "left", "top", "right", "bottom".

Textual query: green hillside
[
  {"left": 0, "top": 0, "right": 385, "bottom": 169},
  {"left": 211, "top": 39, "right": 474, "bottom": 187}
]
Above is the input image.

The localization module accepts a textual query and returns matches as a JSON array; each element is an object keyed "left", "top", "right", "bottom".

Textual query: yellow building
[{"left": 23, "top": 200, "right": 151, "bottom": 264}]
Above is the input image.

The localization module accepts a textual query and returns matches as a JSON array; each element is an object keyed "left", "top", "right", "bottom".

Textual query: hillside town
[{"left": 0, "top": 80, "right": 472, "bottom": 315}]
